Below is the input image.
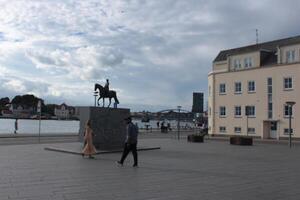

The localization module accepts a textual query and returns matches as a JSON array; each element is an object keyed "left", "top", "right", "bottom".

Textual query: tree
[
  {"left": 11, "top": 94, "right": 43, "bottom": 108},
  {"left": 42, "top": 104, "right": 56, "bottom": 116},
  {"left": 0, "top": 97, "right": 10, "bottom": 112},
  {"left": 0, "top": 97, "right": 10, "bottom": 106}
]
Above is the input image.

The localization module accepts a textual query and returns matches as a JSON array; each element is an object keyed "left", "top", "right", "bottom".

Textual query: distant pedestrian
[
  {"left": 156, "top": 121, "right": 160, "bottom": 129},
  {"left": 82, "top": 120, "right": 97, "bottom": 159},
  {"left": 167, "top": 123, "right": 171, "bottom": 131},
  {"left": 14, "top": 119, "right": 18, "bottom": 134},
  {"left": 116, "top": 116, "right": 139, "bottom": 167}
]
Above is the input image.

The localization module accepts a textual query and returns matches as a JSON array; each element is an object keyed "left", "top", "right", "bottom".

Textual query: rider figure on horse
[{"left": 104, "top": 79, "right": 109, "bottom": 97}]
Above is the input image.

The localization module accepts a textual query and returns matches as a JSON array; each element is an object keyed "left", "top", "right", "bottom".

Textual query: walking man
[{"left": 117, "top": 116, "right": 139, "bottom": 167}]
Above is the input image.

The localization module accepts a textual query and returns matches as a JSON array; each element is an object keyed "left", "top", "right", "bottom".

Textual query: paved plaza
[{"left": 0, "top": 136, "right": 300, "bottom": 200}]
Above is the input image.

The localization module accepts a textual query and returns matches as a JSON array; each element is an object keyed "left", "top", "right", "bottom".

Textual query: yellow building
[{"left": 208, "top": 35, "right": 300, "bottom": 139}]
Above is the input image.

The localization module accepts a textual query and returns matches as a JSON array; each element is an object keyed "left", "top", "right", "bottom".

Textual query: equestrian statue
[{"left": 94, "top": 79, "right": 119, "bottom": 107}]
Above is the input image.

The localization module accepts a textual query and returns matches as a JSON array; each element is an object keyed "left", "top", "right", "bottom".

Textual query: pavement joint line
[{"left": 44, "top": 146, "right": 161, "bottom": 155}]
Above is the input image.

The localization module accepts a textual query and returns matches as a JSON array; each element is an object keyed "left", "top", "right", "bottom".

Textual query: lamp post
[
  {"left": 94, "top": 91, "right": 98, "bottom": 107},
  {"left": 286, "top": 101, "right": 295, "bottom": 148},
  {"left": 37, "top": 100, "right": 41, "bottom": 143},
  {"left": 177, "top": 106, "right": 181, "bottom": 140}
]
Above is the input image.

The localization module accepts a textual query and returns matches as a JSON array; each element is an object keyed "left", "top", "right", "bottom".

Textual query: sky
[{"left": 0, "top": 0, "right": 300, "bottom": 112}]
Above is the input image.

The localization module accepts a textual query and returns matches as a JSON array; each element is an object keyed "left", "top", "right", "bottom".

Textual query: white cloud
[
  {"left": 3, "top": 80, "right": 26, "bottom": 93},
  {"left": 25, "top": 45, "right": 124, "bottom": 80}
]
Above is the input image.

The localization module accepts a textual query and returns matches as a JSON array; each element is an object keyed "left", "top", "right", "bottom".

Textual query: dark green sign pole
[{"left": 285, "top": 101, "right": 295, "bottom": 148}]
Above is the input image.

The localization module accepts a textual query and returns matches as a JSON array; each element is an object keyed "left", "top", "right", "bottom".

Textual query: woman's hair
[{"left": 86, "top": 119, "right": 91, "bottom": 128}]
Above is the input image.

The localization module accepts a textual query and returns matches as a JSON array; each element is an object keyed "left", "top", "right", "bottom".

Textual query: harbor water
[
  {"left": 0, "top": 118, "right": 196, "bottom": 134},
  {"left": 0, "top": 119, "right": 79, "bottom": 134}
]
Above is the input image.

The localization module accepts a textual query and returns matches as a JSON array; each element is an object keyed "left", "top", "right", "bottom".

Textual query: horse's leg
[
  {"left": 97, "top": 96, "right": 101, "bottom": 106},
  {"left": 108, "top": 98, "right": 111, "bottom": 108},
  {"left": 102, "top": 98, "right": 105, "bottom": 107}
]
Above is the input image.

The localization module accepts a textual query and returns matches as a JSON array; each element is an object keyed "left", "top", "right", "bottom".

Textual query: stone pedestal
[{"left": 77, "top": 107, "right": 130, "bottom": 150}]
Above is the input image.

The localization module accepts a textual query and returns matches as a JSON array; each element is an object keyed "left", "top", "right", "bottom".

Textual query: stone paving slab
[
  {"left": 0, "top": 138, "right": 300, "bottom": 199},
  {"left": 44, "top": 142, "right": 161, "bottom": 155}
]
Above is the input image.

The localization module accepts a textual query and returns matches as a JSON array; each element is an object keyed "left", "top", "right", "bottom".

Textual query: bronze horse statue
[{"left": 94, "top": 83, "right": 119, "bottom": 107}]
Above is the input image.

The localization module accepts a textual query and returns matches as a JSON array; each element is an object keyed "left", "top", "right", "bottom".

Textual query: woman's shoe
[
  {"left": 89, "top": 155, "right": 95, "bottom": 159},
  {"left": 81, "top": 153, "right": 84, "bottom": 157}
]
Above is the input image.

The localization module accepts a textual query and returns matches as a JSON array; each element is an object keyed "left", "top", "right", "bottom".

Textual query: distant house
[
  {"left": 1, "top": 110, "right": 13, "bottom": 118},
  {"left": 10, "top": 104, "right": 34, "bottom": 118},
  {"left": 54, "top": 103, "right": 75, "bottom": 119}
]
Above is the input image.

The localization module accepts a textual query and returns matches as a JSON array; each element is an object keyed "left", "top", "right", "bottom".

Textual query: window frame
[
  {"left": 286, "top": 50, "right": 295, "bottom": 63},
  {"left": 284, "top": 128, "right": 294, "bottom": 135},
  {"left": 234, "top": 127, "right": 241, "bottom": 133},
  {"left": 246, "top": 105, "right": 256, "bottom": 117},
  {"left": 219, "top": 126, "right": 226, "bottom": 133},
  {"left": 247, "top": 128, "right": 256, "bottom": 134},
  {"left": 248, "top": 81, "right": 256, "bottom": 93},
  {"left": 244, "top": 57, "right": 253, "bottom": 68},
  {"left": 219, "top": 83, "right": 226, "bottom": 95},
  {"left": 234, "top": 106, "right": 242, "bottom": 117},
  {"left": 284, "top": 105, "right": 293, "bottom": 118},
  {"left": 283, "top": 77, "right": 293, "bottom": 90},
  {"left": 234, "top": 82, "right": 242, "bottom": 94},
  {"left": 219, "top": 106, "right": 226, "bottom": 117},
  {"left": 233, "top": 59, "right": 241, "bottom": 69}
]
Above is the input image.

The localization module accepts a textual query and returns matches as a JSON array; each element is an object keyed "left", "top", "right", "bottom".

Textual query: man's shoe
[
  {"left": 116, "top": 161, "right": 123, "bottom": 166},
  {"left": 133, "top": 164, "right": 138, "bottom": 168}
]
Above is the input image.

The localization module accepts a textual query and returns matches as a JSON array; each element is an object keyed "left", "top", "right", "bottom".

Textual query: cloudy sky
[{"left": 0, "top": 0, "right": 299, "bottom": 111}]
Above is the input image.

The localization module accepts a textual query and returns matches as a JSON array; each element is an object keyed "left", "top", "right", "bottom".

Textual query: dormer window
[
  {"left": 286, "top": 50, "right": 295, "bottom": 63},
  {"left": 244, "top": 57, "right": 252, "bottom": 68},
  {"left": 233, "top": 59, "right": 241, "bottom": 69}
]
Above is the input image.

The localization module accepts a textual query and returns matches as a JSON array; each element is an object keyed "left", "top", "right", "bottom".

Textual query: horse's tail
[{"left": 114, "top": 93, "right": 119, "bottom": 104}]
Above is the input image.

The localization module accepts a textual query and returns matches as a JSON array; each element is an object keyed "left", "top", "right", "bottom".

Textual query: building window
[
  {"left": 268, "top": 103, "right": 273, "bottom": 119},
  {"left": 234, "top": 59, "right": 241, "bottom": 69},
  {"left": 268, "top": 94, "right": 272, "bottom": 102},
  {"left": 219, "top": 126, "right": 226, "bottom": 133},
  {"left": 286, "top": 50, "right": 295, "bottom": 63},
  {"left": 267, "top": 77, "right": 273, "bottom": 119},
  {"left": 247, "top": 128, "right": 255, "bottom": 134},
  {"left": 219, "top": 106, "right": 226, "bottom": 117},
  {"left": 284, "top": 105, "right": 293, "bottom": 117},
  {"left": 208, "top": 86, "right": 211, "bottom": 96},
  {"left": 244, "top": 57, "right": 252, "bottom": 68},
  {"left": 284, "top": 77, "right": 293, "bottom": 90},
  {"left": 235, "top": 82, "right": 242, "bottom": 94},
  {"left": 246, "top": 106, "right": 255, "bottom": 117},
  {"left": 209, "top": 107, "right": 211, "bottom": 116},
  {"left": 234, "top": 106, "right": 241, "bottom": 117},
  {"left": 268, "top": 77, "right": 272, "bottom": 85},
  {"left": 234, "top": 127, "right": 241, "bottom": 133},
  {"left": 284, "top": 128, "right": 293, "bottom": 135},
  {"left": 219, "top": 83, "right": 226, "bottom": 94},
  {"left": 248, "top": 81, "right": 255, "bottom": 92}
]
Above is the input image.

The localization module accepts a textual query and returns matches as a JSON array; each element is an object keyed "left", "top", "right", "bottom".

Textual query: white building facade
[
  {"left": 208, "top": 35, "right": 300, "bottom": 139},
  {"left": 54, "top": 103, "right": 74, "bottom": 119}
]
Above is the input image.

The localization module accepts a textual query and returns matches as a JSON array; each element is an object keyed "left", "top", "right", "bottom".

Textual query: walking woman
[{"left": 82, "top": 120, "right": 97, "bottom": 159}]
